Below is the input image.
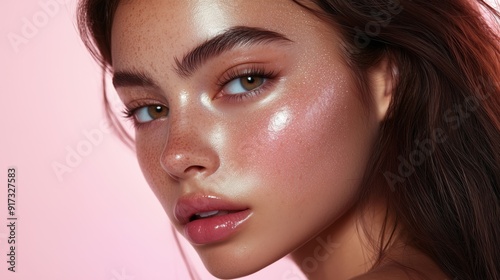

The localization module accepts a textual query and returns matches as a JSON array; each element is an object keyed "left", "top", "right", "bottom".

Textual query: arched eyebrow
[
  {"left": 112, "top": 70, "right": 159, "bottom": 89},
  {"left": 112, "top": 26, "right": 293, "bottom": 89},
  {"left": 174, "top": 26, "right": 293, "bottom": 78}
]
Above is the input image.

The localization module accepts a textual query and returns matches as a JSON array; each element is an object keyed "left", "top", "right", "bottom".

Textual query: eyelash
[
  {"left": 122, "top": 66, "right": 278, "bottom": 128},
  {"left": 216, "top": 66, "right": 278, "bottom": 102},
  {"left": 121, "top": 100, "right": 160, "bottom": 129}
]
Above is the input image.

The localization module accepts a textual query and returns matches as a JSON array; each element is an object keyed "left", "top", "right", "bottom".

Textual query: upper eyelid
[
  {"left": 124, "top": 98, "right": 167, "bottom": 112},
  {"left": 122, "top": 102, "right": 169, "bottom": 127},
  {"left": 217, "top": 64, "right": 277, "bottom": 85}
]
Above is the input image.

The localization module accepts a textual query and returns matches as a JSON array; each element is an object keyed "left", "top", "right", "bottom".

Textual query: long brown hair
[{"left": 77, "top": 1, "right": 500, "bottom": 279}]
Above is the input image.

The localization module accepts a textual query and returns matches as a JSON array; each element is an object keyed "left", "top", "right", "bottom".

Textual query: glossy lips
[{"left": 174, "top": 195, "right": 252, "bottom": 245}]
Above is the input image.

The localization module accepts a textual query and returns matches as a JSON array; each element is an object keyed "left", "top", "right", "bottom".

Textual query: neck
[
  {"left": 289, "top": 196, "right": 450, "bottom": 280},
  {"left": 289, "top": 198, "right": 392, "bottom": 280}
]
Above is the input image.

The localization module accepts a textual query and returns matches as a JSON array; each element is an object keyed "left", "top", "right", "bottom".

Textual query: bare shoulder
[
  {"left": 349, "top": 262, "right": 451, "bottom": 280},
  {"left": 349, "top": 246, "right": 452, "bottom": 280}
]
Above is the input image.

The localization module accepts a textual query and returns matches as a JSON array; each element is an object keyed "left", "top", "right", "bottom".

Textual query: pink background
[{"left": 0, "top": 1, "right": 301, "bottom": 279}]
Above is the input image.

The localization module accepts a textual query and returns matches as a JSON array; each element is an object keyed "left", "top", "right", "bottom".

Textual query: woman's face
[{"left": 112, "top": 0, "right": 384, "bottom": 278}]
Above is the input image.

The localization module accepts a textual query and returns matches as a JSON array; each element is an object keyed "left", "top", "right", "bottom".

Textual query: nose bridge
[{"left": 160, "top": 93, "right": 220, "bottom": 180}]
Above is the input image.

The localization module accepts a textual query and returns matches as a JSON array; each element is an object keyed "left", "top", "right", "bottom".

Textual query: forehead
[
  {"left": 110, "top": 0, "right": 338, "bottom": 70},
  {"left": 113, "top": 0, "right": 304, "bottom": 38}
]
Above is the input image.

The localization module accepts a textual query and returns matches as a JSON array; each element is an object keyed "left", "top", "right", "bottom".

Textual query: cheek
[
  {"left": 191, "top": 71, "right": 379, "bottom": 272},
  {"left": 230, "top": 73, "right": 376, "bottom": 225},
  {"left": 134, "top": 127, "right": 178, "bottom": 219}
]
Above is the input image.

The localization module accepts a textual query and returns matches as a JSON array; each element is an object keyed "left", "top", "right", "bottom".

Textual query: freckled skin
[{"left": 111, "top": 0, "right": 398, "bottom": 279}]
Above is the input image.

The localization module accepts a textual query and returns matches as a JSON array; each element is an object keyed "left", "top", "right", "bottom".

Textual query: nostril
[
  {"left": 165, "top": 165, "right": 207, "bottom": 181},
  {"left": 184, "top": 165, "right": 206, "bottom": 174}
]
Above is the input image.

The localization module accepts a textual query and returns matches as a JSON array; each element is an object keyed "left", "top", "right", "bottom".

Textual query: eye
[
  {"left": 223, "top": 76, "right": 266, "bottom": 95},
  {"left": 133, "top": 105, "right": 169, "bottom": 123}
]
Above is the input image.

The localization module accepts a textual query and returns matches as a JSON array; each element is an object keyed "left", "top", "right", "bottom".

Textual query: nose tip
[
  {"left": 160, "top": 144, "right": 220, "bottom": 180},
  {"left": 159, "top": 101, "right": 221, "bottom": 180}
]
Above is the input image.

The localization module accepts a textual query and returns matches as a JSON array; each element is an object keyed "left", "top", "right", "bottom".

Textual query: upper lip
[{"left": 174, "top": 194, "right": 249, "bottom": 225}]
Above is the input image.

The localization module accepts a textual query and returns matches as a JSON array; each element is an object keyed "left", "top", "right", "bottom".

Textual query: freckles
[
  {"left": 135, "top": 129, "right": 173, "bottom": 188},
  {"left": 251, "top": 72, "right": 355, "bottom": 192},
  {"left": 293, "top": 73, "right": 350, "bottom": 146}
]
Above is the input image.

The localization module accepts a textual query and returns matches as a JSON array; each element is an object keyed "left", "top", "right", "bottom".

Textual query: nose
[{"left": 160, "top": 117, "right": 220, "bottom": 180}]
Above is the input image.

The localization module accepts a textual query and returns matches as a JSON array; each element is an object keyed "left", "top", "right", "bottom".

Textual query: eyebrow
[
  {"left": 174, "top": 26, "right": 293, "bottom": 77},
  {"left": 112, "top": 70, "right": 159, "bottom": 89},
  {"left": 112, "top": 26, "right": 293, "bottom": 88}
]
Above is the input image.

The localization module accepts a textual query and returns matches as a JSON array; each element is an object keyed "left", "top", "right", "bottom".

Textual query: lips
[
  {"left": 174, "top": 194, "right": 252, "bottom": 244},
  {"left": 190, "top": 210, "right": 237, "bottom": 221}
]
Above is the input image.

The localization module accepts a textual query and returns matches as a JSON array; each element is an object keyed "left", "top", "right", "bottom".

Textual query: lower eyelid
[
  {"left": 222, "top": 77, "right": 277, "bottom": 102},
  {"left": 224, "top": 77, "right": 267, "bottom": 95},
  {"left": 123, "top": 101, "right": 169, "bottom": 128}
]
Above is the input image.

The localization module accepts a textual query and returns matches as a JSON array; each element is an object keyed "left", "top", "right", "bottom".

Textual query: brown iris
[
  {"left": 147, "top": 105, "right": 169, "bottom": 119},
  {"left": 239, "top": 76, "right": 264, "bottom": 91}
]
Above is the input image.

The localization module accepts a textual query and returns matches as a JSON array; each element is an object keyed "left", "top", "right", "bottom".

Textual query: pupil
[
  {"left": 148, "top": 105, "right": 168, "bottom": 119},
  {"left": 239, "top": 76, "right": 263, "bottom": 91}
]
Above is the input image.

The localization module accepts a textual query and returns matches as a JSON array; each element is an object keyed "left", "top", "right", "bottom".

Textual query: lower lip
[{"left": 183, "top": 209, "right": 252, "bottom": 245}]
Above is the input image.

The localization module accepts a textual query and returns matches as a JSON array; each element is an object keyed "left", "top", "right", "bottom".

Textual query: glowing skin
[{"left": 110, "top": 0, "right": 404, "bottom": 279}]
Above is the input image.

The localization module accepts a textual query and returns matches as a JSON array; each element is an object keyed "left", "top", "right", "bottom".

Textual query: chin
[
  {"left": 201, "top": 255, "right": 267, "bottom": 279},
  {"left": 194, "top": 243, "right": 282, "bottom": 279},
  {"left": 206, "top": 264, "right": 261, "bottom": 279}
]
